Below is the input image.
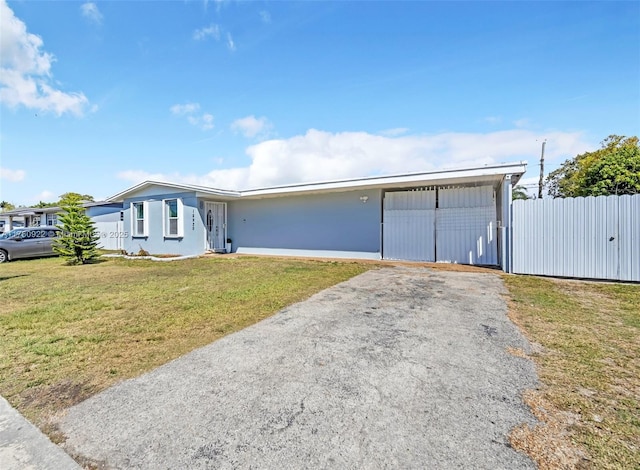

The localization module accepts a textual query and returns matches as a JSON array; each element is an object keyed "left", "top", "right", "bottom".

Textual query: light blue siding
[
  {"left": 86, "top": 204, "right": 122, "bottom": 223},
  {"left": 122, "top": 192, "right": 206, "bottom": 256},
  {"left": 228, "top": 189, "right": 382, "bottom": 257}
]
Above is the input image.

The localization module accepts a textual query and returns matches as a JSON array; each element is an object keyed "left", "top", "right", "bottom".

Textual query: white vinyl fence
[
  {"left": 93, "top": 221, "right": 125, "bottom": 251},
  {"left": 512, "top": 194, "right": 640, "bottom": 281}
]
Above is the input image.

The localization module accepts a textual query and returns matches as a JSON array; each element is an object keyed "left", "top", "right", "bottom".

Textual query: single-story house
[
  {"left": 0, "top": 202, "right": 124, "bottom": 250},
  {"left": 107, "top": 162, "right": 526, "bottom": 271}
]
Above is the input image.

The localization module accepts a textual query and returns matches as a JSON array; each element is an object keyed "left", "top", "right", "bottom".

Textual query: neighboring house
[
  {"left": 107, "top": 162, "right": 526, "bottom": 270},
  {"left": 0, "top": 202, "right": 124, "bottom": 250}
]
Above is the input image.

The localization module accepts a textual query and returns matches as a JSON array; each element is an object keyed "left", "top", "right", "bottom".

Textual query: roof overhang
[
  {"left": 240, "top": 162, "right": 527, "bottom": 199},
  {"left": 106, "top": 162, "right": 527, "bottom": 202},
  {"left": 107, "top": 181, "right": 240, "bottom": 202}
]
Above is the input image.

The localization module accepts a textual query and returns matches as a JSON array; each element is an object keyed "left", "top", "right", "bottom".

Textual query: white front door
[{"left": 205, "top": 202, "right": 226, "bottom": 251}]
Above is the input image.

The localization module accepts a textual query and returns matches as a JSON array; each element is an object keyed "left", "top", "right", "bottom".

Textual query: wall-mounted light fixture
[{"left": 360, "top": 196, "right": 369, "bottom": 203}]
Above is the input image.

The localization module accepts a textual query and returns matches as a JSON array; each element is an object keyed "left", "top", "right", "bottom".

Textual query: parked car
[{"left": 0, "top": 226, "right": 61, "bottom": 263}]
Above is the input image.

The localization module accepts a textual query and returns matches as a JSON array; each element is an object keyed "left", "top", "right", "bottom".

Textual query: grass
[
  {"left": 0, "top": 255, "right": 371, "bottom": 435},
  {"left": 504, "top": 275, "right": 640, "bottom": 469}
]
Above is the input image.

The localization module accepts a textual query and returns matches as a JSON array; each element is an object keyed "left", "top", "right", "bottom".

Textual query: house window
[
  {"left": 46, "top": 214, "right": 57, "bottom": 226},
  {"left": 132, "top": 202, "right": 147, "bottom": 237},
  {"left": 163, "top": 199, "right": 183, "bottom": 237}
]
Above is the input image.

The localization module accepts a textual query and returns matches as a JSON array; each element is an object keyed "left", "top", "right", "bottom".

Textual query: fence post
[{"left": 501, "top": 174, "right": 513, "bottom": 273}]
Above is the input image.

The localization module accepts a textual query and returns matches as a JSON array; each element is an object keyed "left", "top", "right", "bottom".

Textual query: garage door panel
[
  {"left": 383, "top": 186, "right": 498, "bottom": 265},
  {"left": 385, "top": 189, "right": 436, "bottom": 210},
  {"left": 383, "top": 209, "right": 435, "bottom": 261},
  {"left": 436, "top": 207, "right": 497, "bottom": 265}
]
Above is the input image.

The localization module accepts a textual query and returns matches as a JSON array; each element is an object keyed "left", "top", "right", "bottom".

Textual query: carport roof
[{"left": 107, "top": 162, "right": 527, "bottom": 201}]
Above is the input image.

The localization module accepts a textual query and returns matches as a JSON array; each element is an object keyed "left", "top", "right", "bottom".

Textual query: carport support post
[{"left": 501, "top": 175, "right": 513, "bottom": 273}]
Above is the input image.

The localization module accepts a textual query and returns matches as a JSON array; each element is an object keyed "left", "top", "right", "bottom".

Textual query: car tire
[{"left": 0, "top": 249, "right": 7, "bottom": 263}]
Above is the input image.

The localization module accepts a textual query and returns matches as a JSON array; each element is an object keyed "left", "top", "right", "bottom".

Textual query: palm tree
[
  {"left": 512, "top": 185, "right": 529, "bottom": 200},
  {"left": 0, "top": 201, "right": 15, "bottom": 212}
]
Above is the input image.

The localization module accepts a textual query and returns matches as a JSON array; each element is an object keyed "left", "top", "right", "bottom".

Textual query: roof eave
[
  {"left": 240, "top": 162, "right": 527, "bottom": 198},
  {"left": 106, "top": 180, "right": 240, "bottom": 202}
]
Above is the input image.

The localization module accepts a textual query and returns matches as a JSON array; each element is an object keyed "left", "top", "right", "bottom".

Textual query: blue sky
[{"left": 1, "top": 0, "right": 638, "bottom": 205}]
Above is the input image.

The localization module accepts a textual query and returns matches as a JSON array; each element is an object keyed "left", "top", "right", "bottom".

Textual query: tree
[
  {"left": 0, "top": 201, "right": 15, "bottom": 212},
  {"left": 53, "top": 196, "right": 100, "bottom": 264},
  {"left": 33, "top": 200, "right": 57, "bottom": 208},
  {"left": 512, "top": 185, "right": 530, "bottom": 200},
  {"left": 546, "top": 135, "right": 640, "bottom": 197},
  {"left": 58, "top": 192, "right": 94, "bottom": 205}
]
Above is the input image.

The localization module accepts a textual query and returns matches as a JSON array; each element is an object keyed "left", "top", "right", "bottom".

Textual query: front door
[{"left": 205, "top": 202, "right": 226, "bottom": 252}]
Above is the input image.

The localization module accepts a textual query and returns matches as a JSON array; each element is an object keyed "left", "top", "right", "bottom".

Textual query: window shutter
[
  {"left": 130, "top": 202, "right": 136, "bottom": 236},
  {"left": 162, "top": 199, "right": 168, "bottom": 237},
  {"left": 177, "top": 199, "right": 184, "bottom": 237},
  {"left": 143, "top": 201, "right": 149, "bottom": 236}
]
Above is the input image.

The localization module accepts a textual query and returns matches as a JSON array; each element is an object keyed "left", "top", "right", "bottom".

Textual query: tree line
[{"left": 513, "top": 134, "right": 639, "bottom": 200}]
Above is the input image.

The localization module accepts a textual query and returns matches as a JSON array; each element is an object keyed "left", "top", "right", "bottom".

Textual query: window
[
  {"left": 131, "top": 202, "right": 148, "bottom": 237},
  {"left": 163, "top": 199, "right": 183, "bottom": 237},
  {"left": 46, "top": 214, "right": 58, "bottom": 226}
]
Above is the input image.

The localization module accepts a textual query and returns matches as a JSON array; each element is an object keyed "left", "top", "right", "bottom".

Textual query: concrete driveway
[{"left": 58, "top": 266, "right": 538, "bottom": 469}]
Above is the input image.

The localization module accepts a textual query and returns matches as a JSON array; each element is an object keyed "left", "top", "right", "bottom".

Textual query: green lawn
[
  {"left": 0, "top": 255, "right": 371, "bottom": 435},
  {"left": 504, "top": 275, "right": 640, "bottom": 470}
]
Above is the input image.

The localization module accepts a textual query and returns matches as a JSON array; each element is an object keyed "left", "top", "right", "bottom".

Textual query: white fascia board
[
  {"left": 107, "top": 180, "right": 239, "bottom": 202},
  {"left": 239, "top": 162, "right": 528, "bottom": 198},
  {"left": 106, "top": 162, "right": 527, "bottom": 202}
]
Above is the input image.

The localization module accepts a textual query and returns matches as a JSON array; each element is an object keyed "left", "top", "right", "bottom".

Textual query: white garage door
[
  {"left": 383, "top": 186, "right": 498, "bottom": 265},
  {"left": 383, "top": 188, "right": 436, "bottom": 261},
  {"left": 436, "top": 186, "right": 498, "bottom": 265}
]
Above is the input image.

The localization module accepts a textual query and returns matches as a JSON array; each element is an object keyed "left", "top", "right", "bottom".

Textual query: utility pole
[{"left": 538, "top": 140, "right": 546, "bottom": 199}]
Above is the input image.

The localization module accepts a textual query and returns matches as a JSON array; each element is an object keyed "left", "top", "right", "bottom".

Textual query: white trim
[
  {"left": 235, "top": 247, "right": 381, "bottom": 260},
  {"left": 131, "top": 201, "right": 149, "bottom": 237},
  {"left": 162, "top": 198, "right": 184, "bottom": 238},
  {"left": 107, "top": 162, "right": 528, "bottom": 202},
  {"left": 241, "top": 163, "right": 527, "bottom": 198}
]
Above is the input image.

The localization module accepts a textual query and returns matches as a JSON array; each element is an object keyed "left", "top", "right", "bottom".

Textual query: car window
[{"left": 0, "top": 229, "right": 22, "bottom": 239}]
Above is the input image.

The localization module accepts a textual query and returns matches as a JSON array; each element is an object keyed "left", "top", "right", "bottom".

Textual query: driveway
[{"left": 58, "top": 266, "right": 538, "bottom": 469}]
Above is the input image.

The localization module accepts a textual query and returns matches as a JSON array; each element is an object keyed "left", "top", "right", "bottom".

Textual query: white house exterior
[{"left": 107, "top": 163, "right": 526, "bottom": 270}]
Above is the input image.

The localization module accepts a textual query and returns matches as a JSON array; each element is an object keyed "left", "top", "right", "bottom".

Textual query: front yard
[
  {"left": 0, "top": 256, "right": 637, "bottom": 469},
  {"left": 0, "top": 255, "right": 370, "bottom": 436}
]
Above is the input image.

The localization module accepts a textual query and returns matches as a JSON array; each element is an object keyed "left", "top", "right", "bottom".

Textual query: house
[
  {"left": 107, "top": 162, "right": 526, "bottom": 270},
  {"left": 0, "top": 202, "right": 124, "bottom": 250}
]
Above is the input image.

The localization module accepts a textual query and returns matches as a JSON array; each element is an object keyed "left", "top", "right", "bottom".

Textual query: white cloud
[
  {"left": 170, "top": 102, "right": 214, "bottom": 130},
  {"left": 200, "top": 113, "right": 214, "bottom": 130},
  {"left": 0, "top": 0, "right": 90, "bottom": 116},
  {"left": 226, "top": 33, "right": 236, "bottom": 52},
  {"left": 33, "top": 190, "right": 55, "bottom": 203},
  {"left": 379, "top": 127, "right": 409, "bottom": 137},
  {"left": 170, "top": 102, "right": 200, "bottom": 115},
  {"left": 117, "top": 128, "right": 594, "bottom": 191},
  {"left": 484, "top": 116, "right": 502, "bottom": 124},
  {"left": 193, "top": 22, "right": 236, "bottom": 52},
  {"left": 514, "top": 118, "right": 530, "bottom": 128},
  {"left": 203, "top": 0, "right": 227, "bottom": 13},
  {"left": 260, "top": 10, "right": 271, "bottom": 24},
  {"left": 81, "top": 2, "right": 102, "bottom": 24},
  {"left": 0, "top": 166, "right": 26, "bottom": 182},
  {"left": 231, "top": 115, "right": 272, "bottom": 138},
  {"left": 193, "top": 24, "right": 220, "bottom": 41}
]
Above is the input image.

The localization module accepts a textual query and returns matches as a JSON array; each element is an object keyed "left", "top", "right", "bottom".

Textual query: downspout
[{"left": 501, "top": 174, "right": 513, "bottom": 273}]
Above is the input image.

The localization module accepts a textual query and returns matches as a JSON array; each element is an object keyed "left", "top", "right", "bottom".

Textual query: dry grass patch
[
  {"left": 0, "top": 256, "right": 371, "bottom": 434},
  {"left": 504, "top": 275, "right": 640, "bottom": 469}
]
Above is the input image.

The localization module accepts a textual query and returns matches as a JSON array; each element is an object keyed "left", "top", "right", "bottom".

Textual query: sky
[{"left": 1, "top": 0, "right": 639, "bottom": 205}]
